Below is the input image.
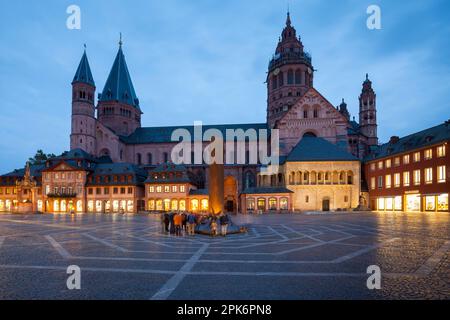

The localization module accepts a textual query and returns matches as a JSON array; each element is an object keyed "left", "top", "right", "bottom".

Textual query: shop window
[
  {"left": 437, "top": 194, "right": 448, "bottom": 212},
  {"left": 247, "top": 198, "right": 255, "bottom": 211},
  {"left": 377, "top": 198, "right": 385, "bottom": 211},
  {"left": 394, "top": 196, "right": 402, "bottom": 211},
  {"left": 268, "top": 198, "right": 277, "bottom": 210},
  {"left": 257, "top": 198, "right": 266, "bottom": 211},
  {"left": 127, "top": 200, "right": 133, "bottom": 212},
  {"left": 179, "top": 200, "right": 186, "bottom": 211},
  {"left": 201, "top": 199, "right": 209, "bottom": 211},
  {"left": 280, "top": 198, "right": 288, "bottom": 210},
  {"left": 385, "top": 198, "right": 393, "bottom": 211},
  {"left": 191, "top": 199, "right": 199, "bottom": 212},
  {"left": 406, "top": 194, "right": 421, "bottom": 212},
  {"left": 425, "top": 196, "right": 436, "bottom": 211},
  {"left": 156, "top": 200, "right": 163, "bottom": 211},
  {"left": 148, "top": 200, "right": 155, "bottom": 211}
]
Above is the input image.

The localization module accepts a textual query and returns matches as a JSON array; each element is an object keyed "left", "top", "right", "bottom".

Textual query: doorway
[{"left": 322, "top": 198, "right": 330, "bottom": 211}]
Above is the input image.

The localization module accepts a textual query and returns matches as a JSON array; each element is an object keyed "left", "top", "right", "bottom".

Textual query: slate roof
[
  {"left": 0, "top": 164, "right": 45, "bottom": 186},
  {"left": 145, "top": 163, "right": 192, "bottom": 184},
  {"left": 189, "top": 189, "right": 209, "bottom": 196},
  {"left": 286, "top": 137, "right": 358, "bottom": 162},
  {"left": 241, "top": 187, "right": 294, "bottom": 195},
  {"left": 99, "top": 46, "right": 140, "bottom": 110},
  {"left": 364, "top": 120, "right": 450, "bottom": 162},
  {"left": 87, "top": 163, "right": 147, "bottom": 186},
  {"left": 348, "top": 120, "right": 361, "bottom": 135},
  {"left": 72, "top": 51, "right": 95, "bottom": 86},
  {"left": 121, "top": 123, "right": 268, "bottom": 144}
]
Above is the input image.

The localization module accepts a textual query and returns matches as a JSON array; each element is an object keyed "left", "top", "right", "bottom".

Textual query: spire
[
  {"left": 99, "top": 42, "right": 140, "bottom": 110},
  {"left": 286, "top": 10, "right": 291, "bottom": 26},
  {"left": 72, "top": 48, "right": 95, "bottom": 86}
]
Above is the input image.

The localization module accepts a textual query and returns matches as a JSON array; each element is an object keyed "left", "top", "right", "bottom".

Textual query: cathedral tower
[
  {"left": 267, "top": 12, "right": 314, "bottom": 128},
  {"left": 97, "top": 39, "right": 142, "bottom": 136},
  {"left": 359, "top": 74, "right": 378, "bottom": 146},
  {"left": 70, "top": 48, "right": 97, "bottom": 154}
]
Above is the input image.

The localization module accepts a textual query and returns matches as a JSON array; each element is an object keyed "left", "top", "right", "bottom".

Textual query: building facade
[
  {"left": 1, "top": 12, "right": 387, "bottom": 214},
  {"left": 365, "top": 122, "right": 450, "bottom": 213}
]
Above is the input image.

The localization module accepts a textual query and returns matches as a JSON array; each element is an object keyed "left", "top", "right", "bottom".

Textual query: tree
[{"left": 28, "top": 149, "right": 57, "bottom": 165}]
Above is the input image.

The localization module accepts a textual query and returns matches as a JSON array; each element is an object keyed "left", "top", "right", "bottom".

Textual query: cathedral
[{"left": 0, "top": 13, "right": 378, "bottom": 214}]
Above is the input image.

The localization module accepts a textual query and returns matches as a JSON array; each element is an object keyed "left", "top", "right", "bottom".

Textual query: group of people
[
  {"left": 161, "top": 211, "right": 197, "bottom": 236},
  {"left": 160, "top": 212, "right": 230, "bottom": 237}
]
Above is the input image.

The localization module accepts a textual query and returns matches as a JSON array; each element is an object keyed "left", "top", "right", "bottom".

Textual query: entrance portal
[{"left": 322, "top": 198, "right": 330, "bottom": 211}]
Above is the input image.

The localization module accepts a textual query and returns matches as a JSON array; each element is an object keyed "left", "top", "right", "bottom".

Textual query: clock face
[{"left": 273, "top": 68, "right": 280, "bottom": 76}]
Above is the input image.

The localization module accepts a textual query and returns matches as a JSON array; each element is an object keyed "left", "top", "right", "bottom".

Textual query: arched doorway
[
  {"left": 224, "top": 176, "right": 238, "bottom": 213},
  {"left": 322, "top": 197, "right": 330, "bottom": 211}
]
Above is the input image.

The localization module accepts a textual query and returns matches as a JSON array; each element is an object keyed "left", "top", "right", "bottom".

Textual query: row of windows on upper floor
[
  {"left": 271, "top": 91, "right": 302, "bottom": 102},
  {"left": 43, "top": 172, "right": 134, "bottom": 184},
  {"left": 271, "top": 69, "right": 311, "bottom": 91},
  {"left": 148, "top": 185, "right": 186, "bottom": 193},
  {"left": 370, "top": 165, "right": 447, "bottom": 190},
  {"left": 369, "top": 144, "right": 447, "bottom": 171}
]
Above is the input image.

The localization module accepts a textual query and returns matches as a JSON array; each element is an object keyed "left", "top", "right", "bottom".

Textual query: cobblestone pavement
[{"left": 0, "top": 212, "right": 449, "bottom": 300}]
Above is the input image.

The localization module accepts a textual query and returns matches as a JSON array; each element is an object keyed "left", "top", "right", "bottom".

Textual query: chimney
[{"left": 390, "top": 136, "right": 400, "bottom": 144}]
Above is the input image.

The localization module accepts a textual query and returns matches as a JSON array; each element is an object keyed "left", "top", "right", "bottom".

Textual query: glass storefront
[
  {"left": 437, "top": 194, "right": 448, "bottom": 212},
  {"left": 406, "top": 194, "right": 421, "bottom": 212},
  {"left": 425, "top": 196, "right": 436, "bottom": 211},
  {"left": 247, "top": 198, "right": 255, "bottom": 211}
]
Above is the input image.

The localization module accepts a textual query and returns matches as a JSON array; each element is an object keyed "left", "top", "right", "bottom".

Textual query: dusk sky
[{"left": 1, "top": 0, "right": 449, "bottom": 172}]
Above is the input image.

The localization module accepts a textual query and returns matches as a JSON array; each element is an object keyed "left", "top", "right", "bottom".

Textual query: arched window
[
  {"left": 303, "top": 132, "right": 317, "bottom": 138},
  {"left": 287, "top": 70, "right": 294, "bottom": 84},
  {"left": 272, "top": 76, "right": 278, "bottom": 90},
  {"left": 269, "top": 198, "right": 277, "bottom": 210},
  {"left": 295, "top": 69, "right": 301, "bottom": 84},
  {"left": 303, "top": 109, "right": 308, "bottom": 119},
  {"left": 313, "top": 109, "right": 318, "bottom": 118},
  {"left": 137, "top": 153, "right": 142, "bottom": 165},
  {"left": 147, "top": 153, "right": 153, "bottom": 165},
  {"left": 278, "top": 71, "right": 284, "bottom": 87}
]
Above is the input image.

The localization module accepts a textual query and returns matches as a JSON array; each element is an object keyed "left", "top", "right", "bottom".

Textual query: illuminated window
[
  {"left": 171, "top": 199, "right": 178, "bottom": 211},
  {"left": 386, "top": 198, "right": 393, "bottom": 211},
  {"left": 385, "top": 175, "right": 391, "bottom": 188},
  {"left": 156, "top": 200, "right": 163, "bottom": 211},
  {"left": 180, "top": 185, "right": 186, "bottom": 193},
  {"left": 96, "top": 200, "right": 102, "bottom": 213},
  {"left": 172, "top": 185, "right": 177, "bottom": 193},
  {"left": 190, "top": 199, "right": 199, "bottom": 212},
  {"left": 414, "top": 170, "right": 421, "bottom": 185},
  {"left": 149, "top": 186, "right": 155, "bottom": 193},
  {"left": 280, "top": 198, "right": 288, "bottom": 210},
  {"left": 164, "top": 186, "right": 170, "bottom": 193},
  {"left": 113, "top": 200, "right": 119, "bottom": 212},
  {"left": 87, "top": 200, "right": 94, "bottom": 212},
  {"left": 403, "top": 172, "right": 410, "bottom": 187},
  {"left": 406, "top": 194, "right": 421, "bottom": 212},
  {"left": 370, "top": 163, "right": 375, "bottom": 171},
  {"left": 414, "top": 152, "right": 420, "bottom": 162},
  {"left": 437, "top": 145, "right": 446, "bottom": 158},
  {"left": 156, "top": 186, "right": 162, "bottom": 193},
  {"left": 394, "top": 173, "right": 400, "bottom": 187},
  {"left": 437, "top": 194, "right": 448, "bottom": 212},
  {"left": 247, "top": 198, "right": 255, "bottom": 211},
  {"left": 377, "top": 161, "right": 383, "bottom": 170},
  {"left": 394, "top": 196, "right": 402, "bottom": 211},
  {"left": 257, "top": 198, "right": 266, "bottom": 211},
  {"left": 403, "top": 154, "right": 410, "bottom": 164},
  {"left": 425, "top": 168, "right": 433, "bottom": 184},
  {"left": 163, "top": 199, "right": 170, "bottom": 211},
  {"left": 54, "top": 200, "right": 60, "bottom": 212},
  {"left": 385, "top": 159, "right": 391, "bottom": 168},
  {"left": 425, "top": 196, "right": 436, "bottom": 211},
  {"left": 269, "top": 198, "right": 277, "bottom": 210},
  {"left": 200, "top": 199, "right": 209, "bottom": 211},
  {"left": 377, "top": 176, "right": 383, "bottom": 189},
  {"left": 148, "top": 200, "right": 155, "bottom": 211},
  {"left": 424, "top": 149, "right": 432, "bottom": 160},
  {"left": 370, "top": 177, "right": 376, "bottom": 190},
  {"left": 179, "top": 200, "right": 186, "bottom": 211},
  {"left": 377, "top": 198, "right": 385, "bottom": 210},
  {"left": 394, "top": 157, "right": 400, "bottom": 166},
  {"left": 438, "top": 166, "right": 446, "bottom": 183}
]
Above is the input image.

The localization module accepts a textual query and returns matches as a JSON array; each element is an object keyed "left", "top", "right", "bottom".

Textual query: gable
[
  {"left": 44, "top": 161, "right": 81, "bottom": 172},
  {"left": 279, "top": 88, "right": 348, "bottom": 125}
]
